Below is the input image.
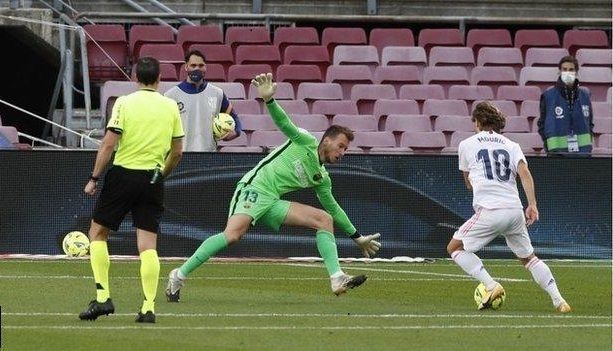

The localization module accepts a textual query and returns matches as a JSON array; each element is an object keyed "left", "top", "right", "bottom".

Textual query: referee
[{"left": 79, "top": 57, "right": 184, "bottom": 324}]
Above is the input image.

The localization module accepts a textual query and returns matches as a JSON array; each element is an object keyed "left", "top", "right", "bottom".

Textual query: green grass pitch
[{"left": 0, "top": 259, "right": 610, "bottom": 350}]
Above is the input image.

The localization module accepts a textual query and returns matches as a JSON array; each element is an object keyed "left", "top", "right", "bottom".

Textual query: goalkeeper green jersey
[{"left": 238, "top": 100, "right": 356, "bottom": 235}]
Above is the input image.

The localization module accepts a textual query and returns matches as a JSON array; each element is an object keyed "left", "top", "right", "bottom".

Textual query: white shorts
[{"left": 453, "top": 207, "right": 534, "bottom": 258}]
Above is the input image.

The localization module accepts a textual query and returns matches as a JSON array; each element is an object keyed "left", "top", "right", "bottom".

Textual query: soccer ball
[
  {"left": 212, "top": 113, "right": 235, "bottom": 140},
  {"left": 474, "top": 282, "right": 506, "bottom": 310},
  {"left": 62, "top": 231, "right": 90, "bottom": 257}
]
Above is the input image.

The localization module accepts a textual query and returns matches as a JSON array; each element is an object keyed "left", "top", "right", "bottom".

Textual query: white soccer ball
[
  {"left": 474, "top": 282, "right": 506, "bottom": 310},
  {"left": 62, "top": 231, "right": 90, "bottom": 257},
  {"left": 212, "top": 113, "right": 235, "bottom": 140}
]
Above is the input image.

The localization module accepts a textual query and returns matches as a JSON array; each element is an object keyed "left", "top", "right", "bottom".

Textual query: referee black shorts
[{"left": 93, "top": 166, "right": 164, "bottom": 233}]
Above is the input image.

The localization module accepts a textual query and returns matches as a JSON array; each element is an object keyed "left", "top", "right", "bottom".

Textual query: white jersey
[{"left": 458, "top": 131, "right": 526, "bottom": 210}]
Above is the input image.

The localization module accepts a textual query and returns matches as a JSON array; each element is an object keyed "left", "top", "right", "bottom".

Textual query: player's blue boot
[{"left": 79, "top": 298, "right": 115, "bottom": 320}]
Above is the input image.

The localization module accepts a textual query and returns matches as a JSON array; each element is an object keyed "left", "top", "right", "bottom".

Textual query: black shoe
[
  {"left": 79, "top": 299, "right": 115, "bottom": 321},
  {"left": 135, "top": 311, "right": 156, "bottom": 323}
]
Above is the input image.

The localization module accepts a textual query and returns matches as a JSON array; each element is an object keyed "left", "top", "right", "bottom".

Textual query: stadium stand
[
  {"left": 321, "top": 27, "right": 367, "bottom": 57},
  {"left": 83, "top": 24, "right": 129, "bottom": 81},
  {"left": 466, "top": 29, "right": 513, "bottom": 56},
  {"left": 129, "top": 25, "right": 175, "bottom": 60},
  {"left": 563, "top": 29, "right": 609, "bottom": 55},
  {"left": 417, "top": 28, "right": 463, "bottom": 54},
  {"left": 177, "top": 25, "right": 223, "bottom": 51},
  {"left": 273, "top": 27, "right": 319, "bottom": 57},
  {"left": 368, "top": 28, "right": 415, "bottom": 57},
  {"left": 225, "top": 26, "right": 271, "bottom": 55}
]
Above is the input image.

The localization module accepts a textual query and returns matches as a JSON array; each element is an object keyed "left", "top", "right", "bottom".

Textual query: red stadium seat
[
  {"left": 296, "top": 82, "right": 343, "bottom": 111},
  {"left": 332, "top": 115, "right": 379, "bottom": 131},
  {"left": 369, "top": 28, "right": 415, "bottom": 57},
  {"left": 418, "top": 28, "right": 463, "bottom": 54},
  {"left": 333, "top": 45, "right": 380, "bottom": 72},
  {"left": 466, "top": 29, "right": 512, "bottom": 55},
  {"left": 525, "top": 48, "right": 569, "bottom": 67},
  {"left": 227, "top": 64, "right": 273, "bottom": 91},
  {"left": 471, "top": 66, "right": 518, "bottom": 95},
  {"left": 429, "top": 47, "right": 475, "bottom": 70},
  {"left": 177, "top": 25, "right": 222, "bottom": 51},
  {"left": 230, "top": 100, "right": 261, "bottom": 114},
  {"left": 131, "top": 62, "right": 177, "bottom": 81},
  {"left": 399, "top": 84, "right": 445, "bottom": 110},
  {"left": 381, "top": 46, "right": 427, "bottom": 68},
  {"left": 477, "top": 47, "right": 523, "bottom": 75},
  {"left": 576, "top": 49, "right": 612, "bottom": 68},
  {"left": 520, "top": 100, "right": 540, "bottom": 120},
  {"left": 519, "top": 67, "right": 559, "bottom": 92},
  {"left": 250, "top": 130, "right": 288, "bottom": 148},
  {"left": 138, "top": 44, "right": 184, "bottom": 73},
  {"left": 423, "top": 66, "right": 470, "bottom": 95},
  {"left": 225, "top": 26, "right": 270, "bottom": 55},
  {"left": 100, "top": 81, "right": 138, "bottom": 120},
  {"left": 0, "top": 126, "right": 19, "bottom": 143},
  {"left": 592, "top": 102, "right": 612, "bottom": 119},
  {"left": 423, "top": 99, "right": 469, "bottom": 117},
  {"left": 321, "top": 27, "right": 367, "bottom": 57},
  {"left": 249, "top": 82, "right": 295, "bottom": 100},
  {"left": 83, "top": 24, "right": 129, "bottom": 81},
  {"left": 472, "top": 100, "right": 518, "bottom": 117},
  {"left": 434, "top": 115, "right": 473, "bottom": 133},
  {"left": 385, "top": 114, "right": 432, "bottom": 132},
  {"left": 514, "top": 29, "right": 560, "bottom": 57},
  {"left": 399, "top": 131, "right": 447, "bottom": 152},
  {"left": 276, "top": 100, "right": 310, "bottom": 114},
  {"left": 503, "top": 132, "right": 544, "bottom": 153},
  {"left": 214, "top": 82, "right": 246, "bottom": 100},
  {"left": 129, "top": 25, "right": 175, "bottom": 60},
  {"left": 373, "top": 99, "right": 420, "bottom": 119},
  {"left": 592, "top": 118, "right": 611, "bottom": 135},
  {"left": 350, "top": 84, "right": 396, "bottom": 114},
  {"left": 188, "top": 44, "right": 234, "bottom": 75},
  {"left": 311, "top": 100, "right": 359, "bottom": 117},
  {"left": 273, "top": 27, "right": 319, "bottom": 56},
  {"left": 276, "top": 65, "right": 323, "bottom": 94},
  {"left": 497, "top": 85, "right": 541, "bottom": 103},
  {"left": 291, "top": 114, "right": 329, "bottom": 131},
  {"left": 448, "top": 85, "right": 494, "bottom": 104},
  {"left": 283, "top": 45, "right": 330, "bottom": 78},
  {"left": 373, "top": 66, "right": 421, "bottom": 95},
  {"left": 443, "top": 131, "right": 475, "bottom": 152},
  {"left": 235, "top": 45, "right": 281, "bottom": 71},
  {"left": 239, "top": 114, "right": 276, "bottom": 132},
  {"left": 580, "top": 67, "right": 613, "bottom": 101},
  {"left": 353, "top": 131, "right": 397, "bottom": 149},
  {"left": 502, "top": 116, "right": 531, "bottom": 133},
  {"left": 325, "top": 65, "right": 374, "bottom": 99},
  {"left": 563, "top": 30, "right": 609, "bottom": 55}
]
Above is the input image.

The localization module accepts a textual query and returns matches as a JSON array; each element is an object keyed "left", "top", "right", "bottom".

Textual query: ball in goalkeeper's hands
[{"left": 213, "top": 113, "right": 235, "bottom": 140}]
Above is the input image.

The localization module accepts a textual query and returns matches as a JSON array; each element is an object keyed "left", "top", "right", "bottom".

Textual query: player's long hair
[{"left": 471, "top": 101, "right": 506, "bottom": 133}]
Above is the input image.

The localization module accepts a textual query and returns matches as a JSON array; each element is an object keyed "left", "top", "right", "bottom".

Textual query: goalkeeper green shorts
[{"left": 228, "top": 183, "right": 290, "bottom": 231}]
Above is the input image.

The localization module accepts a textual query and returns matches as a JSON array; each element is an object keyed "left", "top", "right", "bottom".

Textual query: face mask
[
  {"left": 188, "top": 69, "right": 203, "bottom": 83},
  {"left": 560, "top": 72, "right": 576, "bottom": 85}
]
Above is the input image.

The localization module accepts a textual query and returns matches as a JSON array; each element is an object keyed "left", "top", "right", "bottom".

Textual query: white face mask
[{"left": 560, "top": 71, "right": 576, "bottom": 85}]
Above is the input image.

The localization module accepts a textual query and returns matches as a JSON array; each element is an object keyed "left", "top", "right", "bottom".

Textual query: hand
[
  {"left": 250, "top": 73, "right": 276, "bottom": 102},
  {"left": 353, "top": 233, "right": 381, "bottom": 258},
  {"left": 84, "top": 180, "right": 97, "bottom": 195},
  {"left": 525, "top": 204, "right": 539, "bottom": 226}
]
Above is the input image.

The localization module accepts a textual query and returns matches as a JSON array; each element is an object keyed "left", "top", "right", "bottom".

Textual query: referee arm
[
  {"left": 84, "top": 130, "right": 120, "bottom": 195},
  {"left": 162, "top": 137, "right": 183, "bottom": 178}
]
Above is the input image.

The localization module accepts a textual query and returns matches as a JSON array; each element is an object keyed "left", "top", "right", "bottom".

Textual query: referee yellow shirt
[{"left": 107, "top": 89, "right": 184, "bottom": 170}]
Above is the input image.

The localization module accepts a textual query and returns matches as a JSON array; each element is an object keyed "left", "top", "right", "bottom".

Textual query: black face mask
[{"left": 188, "top": 69, "right": 203, "bottom": 83}]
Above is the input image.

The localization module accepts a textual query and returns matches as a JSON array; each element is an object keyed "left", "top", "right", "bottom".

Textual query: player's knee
[
  {"left": 224, "top": 230, "right": 244, "bottom": 245},
  {"left": 447, "top": 240, "right": 463, "bottom": 256},
  {"left": 313, "top": 210, "right": 333, "bottom": 231}
]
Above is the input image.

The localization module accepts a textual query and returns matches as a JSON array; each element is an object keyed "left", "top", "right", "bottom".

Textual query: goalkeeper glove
[{"left": 353, "top": 233, "right": 381, "bottom": 258}]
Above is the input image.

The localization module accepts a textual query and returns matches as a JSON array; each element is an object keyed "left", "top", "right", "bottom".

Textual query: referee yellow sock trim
[
  {"left": 140, "top": 249, "right": 160, "bottom": 314},
  {"left": 90, "top": 240, "right": 110, "bottom": 303}
]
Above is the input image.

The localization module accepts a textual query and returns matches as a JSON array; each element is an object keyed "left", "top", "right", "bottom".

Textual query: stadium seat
[
  {"left": 239, "top": 114, "right": 277, "bottom": 132},
  {"left": 227, "top": 64, "right": 273, "bottom": 91},
  {"left": 321, "top": 27, "right": 367, "bottom": 57},
  {"left": 525, "top": 48, "right": 569, "bottom": 67},
  {"left": 472, "top": 100, "right": 518, "bottom": 117},
  {"left": 496, "top": 85, "right": 542, "bottom": 104},
  {"left": 514, "top": 29, "right": 561, "bottom": 56},
  {"left": 333, "top": 45, "right": 380, "bottom": 72},
  {"left": 399, "top": 84, "right": 445, "bottom": 110},
  {"left": 597, "top": 134, "right": 612, "bottom": 148},
  {"left": 576, "top": 49, "right": 612, "bottom": 68},
  {"left": 423, "top": 99, "right": 469, "bottom": 118},
  {"left": 592, "top": 102, "right": 612, "bottom": 119},
  {"left": 138, "top": 44, "right": 184, "bottom": 73},
  {"left": 273, "top": 27, "right": 319, "bottom": 56},
  {"left": 442, "top": 131, "right": 475, "bottom": 153},
  {"left": 423, "top": 66, "right": 470, "bottom": 95},
  {"left": 129, "top": 25, "right": 175, "bottom": 60},
  {"left": 477, "top": 47, "right": 524, "bottom": 74},
  {"left": 311, "top": 100, "right": 359, "bottom": 117},
  {"left": 350, "top": 84, "right": 397, "bottom": 114},
  {"left": 332, "top": 115, "right": 379, "bottom": 131},
  {"left": 369, "top": 28, "right": 415, "bottom": 57},
  {"left": 283, "top": 45, "right": 331, "bottom": 78},
  {"left": 384, "top": 114, "right": 432, "bottom": 132},
  {"left": 289, "top": 114, "right": 329, "bottom": 131},
  {"left": 188, "top": 44, "right": 234, "bottom": 74},
  {"left": 236, "top": 45, "right": 282, "bottom": 71},
  {"left": 177, "top": 63, "right": 225, "bottom": 82},
  {"left": 433, "top": 115, "right": 473, "bottom": 133},
  {"left": 373, "top": 66, "right": 421, "bottom": 95},
  {"left": 131, "top": 62, "right": 177, "bottom": 81},
  {"left": 230, "top": 100, "right": 261, "bottom": 114},
  {"left": 502, "top": 116, "right": 531, "bottom": 133},
  {"left": 519, "top": 67, "right": 559, "bottom": 92},
  {"left": 381, "top": 46, "right": 427, "bottom": 68},
  {"left": 296, "top": 83, "right": 343, "bottom": 111},
  {"left": 429, "top": 47, "right": 475, "bottom": 71},
  {"left": 325, "top": 65, "right": 374, "bottom": 99},
  {"left": 353, "top": 131, "right": 397, "bottom": 149},
  {"left": 177, "top": 25, "right": 223, "bottom": 51},
  {"left": 214, "top": 82, "right": 246, "bottom": 100},
  {"left": 609, "top": 87, "right": 612, "bottom": 103},
  {"left": 276, "top": 100, "right": 310, "bottom": 114},
  {"left": 417, "top": 28, "right": 463, "bottom": 54},
  {"left": 399, "top": 131, "right": 447, "bottom": 152},
  {"left": 276, "top": 65, "right": 323, "bottom": 94},
  {"left": 593, "top": 118, "right": 612, "bottom": 135},
  {"left": 250, "top": 130, "right": 288, "bottom": 148},
  {"left": 448, "top": 85, "right": 494, "bottom": 104},
  {"left": 100, "top": 81, "right": 138, "bottom": 120},
  {"left": 249, "top": 82, "right": 295, "bottom": 100},
  {"left": 579, "top": 67, "right": 613, "bottom": 101},
  {"left": 0, "top": 125, "right": 19, "bottom": 143},
  {"left": 219, "top": 146, "right": 264, "bottom": 153},
  {"left": 503, "top": 132, "right": 544, "bottom": 153},
  {"left": 225, "top": 26, "right": 270, "bottom": 55},
  {"left": 563, "top": 30, "right": 609, "bottom": 55},
  {"left": 470, "top": 67, "right": 518, "bottom": 95},
  {"left": 373, "top": 99, "right": 421, "bottom": 120},
  {"left": 466, "top": 29, "right": 512, "bottom": 55},
  {"left": 83, "top": 24, "right": 129, "bottom": 81},
  {"left": 520, "top": 100, "right": 540, "bottom": 120}
]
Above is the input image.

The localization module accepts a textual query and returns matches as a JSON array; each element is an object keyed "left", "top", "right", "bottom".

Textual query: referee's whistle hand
[{"left": 84, "top": 181, "right": 97, "bottom": 196}]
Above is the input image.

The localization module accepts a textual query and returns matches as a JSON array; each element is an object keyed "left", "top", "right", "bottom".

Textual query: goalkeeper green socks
[
  {"left": 139, "top": 249, "right": 160, "bottom": 313},
  {"left": 315, "top": 230, "right": 342, "bottom": 276},
  {"left": 179, "top": 232, "right": 228, "bottom": 277},
  {"left": 89, "top": 240, "right": 110, "bottom": 303}
]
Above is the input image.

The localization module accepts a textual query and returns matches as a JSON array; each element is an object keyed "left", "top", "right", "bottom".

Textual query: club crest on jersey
[
  {"left": 177, "top": 101, "right": 185, "bottom": 113},
  {"left": 313, "top": 173, "right": 322, "bottom": 181},
  {"left": 554, "top": 106, "right": 564, "bottom": 118}
]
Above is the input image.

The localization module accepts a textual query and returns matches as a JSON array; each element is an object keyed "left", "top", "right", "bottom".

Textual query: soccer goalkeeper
[{"left": 166, "top": 73, "right": 381, "bottom": 301}]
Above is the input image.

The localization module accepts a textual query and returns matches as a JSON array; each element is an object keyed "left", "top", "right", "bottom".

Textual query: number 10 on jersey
[{"left": 477, "top": 149, "right": 511, "bottom": 182}]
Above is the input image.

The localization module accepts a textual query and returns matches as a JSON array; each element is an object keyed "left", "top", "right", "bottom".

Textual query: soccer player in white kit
[{"left": 447, "top": 101, "right": 571, "bottom": 313}]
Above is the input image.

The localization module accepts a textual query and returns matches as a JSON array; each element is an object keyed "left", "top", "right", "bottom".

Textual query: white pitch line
[
  {"left": 0, "top": 312, "right": 604, "bottom": 322},
  {"left": 0, "top": 275, "right": 471, "bottom": 282},
  {"left": 4, "top": 324, "right": 610, "bottom": 331}
]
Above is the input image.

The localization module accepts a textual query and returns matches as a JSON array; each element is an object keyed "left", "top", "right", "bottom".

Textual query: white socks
[
  {"left": 525, "top": 256, "right": 564, "bottom": 307},
  {"left": 451, "top": 250, "right": 497, "bottom": 290}
]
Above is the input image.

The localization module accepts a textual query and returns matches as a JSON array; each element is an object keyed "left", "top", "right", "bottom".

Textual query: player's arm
[
  {"left": 252, "top": 73, "right": 311, "bottom": 145},
  {"left": 314, "top": 182, "right": 381, "bottom": 258},
  {"left": 462, "top": 171, "right": 472, "bottom": 190},
  {"left": 219, "top": 93, "right": 242, "bottom": 140},
  {"left": 84, "top": 129, "right": 120, "bottom": 195},
  {"left": 517, "top": 160, "right": 539, "bottom": 226}
]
